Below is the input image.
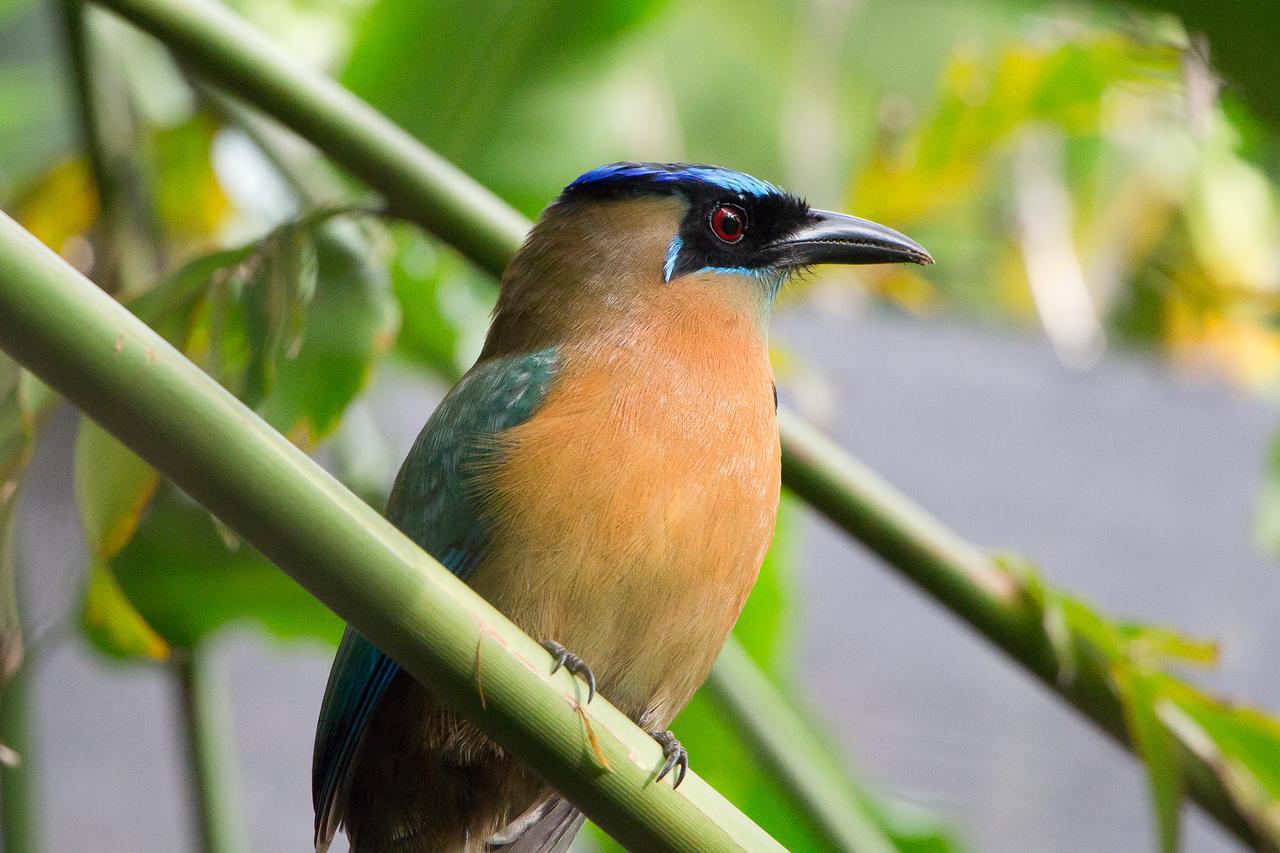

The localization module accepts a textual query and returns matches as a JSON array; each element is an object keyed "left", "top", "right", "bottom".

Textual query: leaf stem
[
  {"left": 174, "top": 647, "right": 248, "bottom": 853},
  {"left": 0, "top": 663, "right": 37, "bottom": 853}
]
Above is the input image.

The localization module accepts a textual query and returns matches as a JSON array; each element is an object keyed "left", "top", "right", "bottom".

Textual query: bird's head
[{"left": 484, "top": 162, "right": 931, "bottom": 355}]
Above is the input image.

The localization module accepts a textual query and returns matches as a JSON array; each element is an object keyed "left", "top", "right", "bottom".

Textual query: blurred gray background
[{"left": 16, "top": 305, "right": 1279, "bottom": 852}]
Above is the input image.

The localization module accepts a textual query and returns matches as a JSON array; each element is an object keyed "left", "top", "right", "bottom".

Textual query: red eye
[{"left": 709, "top": 204, "right": 746, "bottom": 243}]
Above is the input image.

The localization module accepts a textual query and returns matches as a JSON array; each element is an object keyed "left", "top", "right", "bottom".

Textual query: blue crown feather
[{"left": 567, "top": 162, "right": 781, "bottom": 199}]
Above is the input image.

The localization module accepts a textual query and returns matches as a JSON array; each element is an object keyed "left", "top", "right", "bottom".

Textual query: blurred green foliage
[
  {"left": 1107, "top": 0, "right": 1280, "bottom": 124},
  {"left": 1004, "top": 554, "right": 1280, "bottom": 849},
  {"left": 3, "top": 0, "right": 1280, "bottom": 849}
]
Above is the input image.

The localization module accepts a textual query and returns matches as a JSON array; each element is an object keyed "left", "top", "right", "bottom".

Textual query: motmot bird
[{"left": 312, "top": 162, "right": 931, "bottom": 852}]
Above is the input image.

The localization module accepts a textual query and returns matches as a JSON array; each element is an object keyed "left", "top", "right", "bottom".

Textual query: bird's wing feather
[
  {"left": 489, "top": 797, "right": 584, "bottom": 853},
  {"left": 312, "top": 348, "right": 560, "bottom": 850}
]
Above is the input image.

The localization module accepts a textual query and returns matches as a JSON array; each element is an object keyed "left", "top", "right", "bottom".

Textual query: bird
[{"left": 312, "top": 162, "right": 931, "bottom": 852}]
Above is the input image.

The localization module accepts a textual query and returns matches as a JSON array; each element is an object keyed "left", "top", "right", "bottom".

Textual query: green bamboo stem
[
  {"left": 708, "top": 640, "right": 898, "bottom": 853},
  {"left": 0, "top": 664, "right": 36, "bottom": 853},
  {"left": 174, "top": 648, "right": 248, "bottom": 853},
  {"left": 57, "top": 0, "right": 114, "bottom": 232},
  {"left": 66, "top": 0, "right": 1270, "bottom": 845},
  {"left": 56, "top": 0, "right": 159, "bottom": 294},
  {"left": 0, "top": 211, "right": 779, "bottom": 852}
]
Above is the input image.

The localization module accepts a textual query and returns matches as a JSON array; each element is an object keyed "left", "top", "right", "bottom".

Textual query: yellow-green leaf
[
  {"left": 110, "top": 489, "right": 343, "bottom": 648},
  {"left": 73, "top": 418, "right": 160, "bottom": 559},
  {"left": 81, "top": 561, "right": 169, "bottom": 660},
  {"left": 1113, "top": 663, "right": 1183, "bottom": 853}
]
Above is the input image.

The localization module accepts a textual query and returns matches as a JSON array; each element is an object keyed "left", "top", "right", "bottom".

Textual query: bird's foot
[
  {"left": 539, "top": 640, "right": 596, "bottom": 703},
  {"left": 650, "top": 730, "right": 689, "bottom": 788}
]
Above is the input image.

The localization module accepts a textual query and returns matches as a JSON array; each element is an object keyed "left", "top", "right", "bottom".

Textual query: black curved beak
[{"left": 772, "top": 209, "right": 933, "bottom": 268}]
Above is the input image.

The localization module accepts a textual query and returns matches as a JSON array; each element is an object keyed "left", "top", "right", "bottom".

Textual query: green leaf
[
  {"left": 74, "top": 418, "right": 160, "bottom": 559},
  {"left": 81, "top": 560, "right": 169, "bottom": 660},
  {"left": 73, "top": 417, "right": 168, "bottom": 659},
  {"left": 853, "top": 32, "right": 1180, "bottom": 226},
  {"left": 0, "top": 0, "right": 38, "bottom": 28},
  {"left": 0, "top": 357, "right": 24, "bottom": 482},
  {"left": 1117, "top": 622, "right": 1220, "bottom": 669},
  {"left": 15, "top": 369, "right": 51, "bottom": 423},
  {"left": 1001, "top": 553, "right": 1280, "bottom": 846},
  {"left": 1010, "top": 0, "right": 1280, "bottom": 128},
  {"left": 1114, "top": 663, "right": 1183, "bottom": 853},
  {"left": 140, "top": 209, "right": 396, "bottom": 444},
  {"left": 253, "top": 221, "right": 399, "bottom": 443},
  {"left": 1157, "top": 690, "right": 1280, "bottom": 844},
  {"left": 341, "top": 0, "right": 666, "bottom": 217},
  {"left": 389, "top": 226, "right": 492, "bottom": 380},
  {"left": 108, "top": 489, "right": 343, "bottom": 649},
  {"left": 127, "top": 243, "right": 256, "bottom": 341},
  {"left": 0, "top": 4, "right": 74, "bottom": 201},
  {"left": 146, "top": 111, "right": 231, "bottom": 245}
]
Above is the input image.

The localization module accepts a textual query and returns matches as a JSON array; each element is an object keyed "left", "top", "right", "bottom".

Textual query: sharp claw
[
  {"left": 541, "top": 641, "right": 565, "bottom": 674},
  {"left": 657, "top": 751, "right": 677, "bottom": 782},
  {"left": 651, "top": 730, "right": 688, "bottom": 787},
  {"left": 539, "top": 640, "right": 596, "bottom": 704}
]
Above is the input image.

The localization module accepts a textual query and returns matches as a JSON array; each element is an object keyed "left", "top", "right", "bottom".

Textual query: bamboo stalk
[
  {"left": 56, "top": 0, "right": 161, "bottom": 294},
  {"left": 0, "top": 665, "right": 36, "bottom": 853},
  {"left": 174, "top": 648, "right": 248, "bottom": 853},
  {"left": 57, "top": 0, "right": 113, "bottom": 231},
  {"left": 74, "top": 0, "right": 1267, "bottom": 844},
  {"left": 776, "top": 410, "right": 1259, "bottom": 846},
  {"left": 708, "top": 641, "right": 898, "bottom": 853},
  {"left": 0, "top": 210, "right": 779, "bottom": 852}
]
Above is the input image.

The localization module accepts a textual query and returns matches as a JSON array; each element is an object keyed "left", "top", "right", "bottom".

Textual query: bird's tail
[{"left": 487, "top": 796, "right": 584, "bottom": 853}]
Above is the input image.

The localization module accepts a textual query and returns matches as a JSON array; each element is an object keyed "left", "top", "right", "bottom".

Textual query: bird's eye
[{"left": 709, "top": 204, "right": 747, "bottom": 244}]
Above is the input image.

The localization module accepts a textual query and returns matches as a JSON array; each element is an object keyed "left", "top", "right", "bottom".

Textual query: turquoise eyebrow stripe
[
  {"left": 570, "top": 163, "right": 781, "bottom": 199},
  {"left": 663, "top": 236, "right": 683, "bottom": 282}
]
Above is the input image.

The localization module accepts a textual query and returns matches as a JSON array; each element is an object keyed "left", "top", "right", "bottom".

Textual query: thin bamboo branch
[
  {"left": 0, "top": 210, "right": 780, "bottom": 851},
  {"left": 56, "top": 0, "right": 160, "bottom": 294},
  {"left": 777, "top": 411, "right": 1259, "bottom": 847},
  {"left": 708, "top": 641, "right": 898, "bottom": 853},
  {"left": 57, "top": 0, "right": 116, "bottom": 237},
  {"left": 0, "top": 664, "right": 37, "bottom": 853},
  {"left": 75, "top": 0, "right": 1264, "bottom": 845},
  {"left": 174, "top": 648, "right": 248, "bottom": 853}
]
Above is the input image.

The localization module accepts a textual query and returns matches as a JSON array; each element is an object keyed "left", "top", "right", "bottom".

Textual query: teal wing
[{"left": 312, "top": 348, "right": 559, "bottom": 849}]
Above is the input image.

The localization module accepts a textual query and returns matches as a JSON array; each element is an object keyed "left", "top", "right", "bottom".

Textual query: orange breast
[{"left": 469, "top": 275, "right": 780, "bottom": 726}]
